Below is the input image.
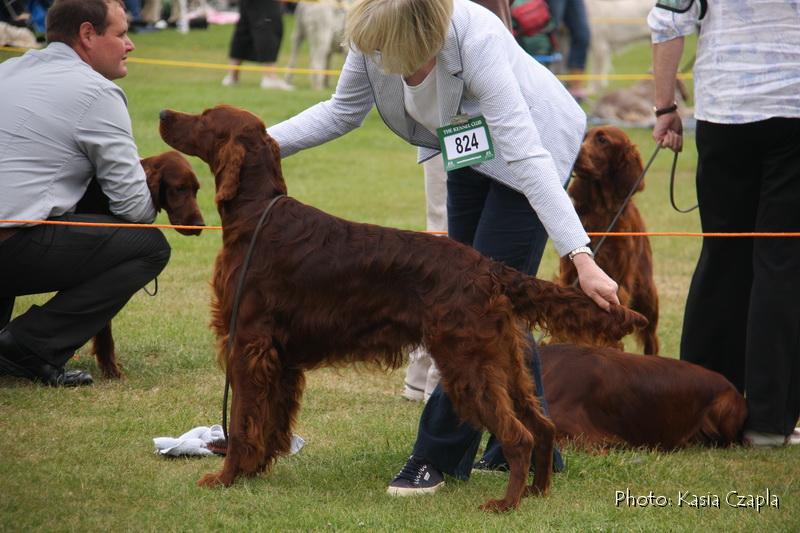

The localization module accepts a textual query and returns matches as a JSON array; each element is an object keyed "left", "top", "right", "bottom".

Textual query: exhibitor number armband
[{"left": 655, "top": 0, "right": 707, "bottom": 18}]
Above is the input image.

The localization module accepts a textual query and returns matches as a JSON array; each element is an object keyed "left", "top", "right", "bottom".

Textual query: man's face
[{"left": 86, "top": 2, "right": 134, "bottom": 80}]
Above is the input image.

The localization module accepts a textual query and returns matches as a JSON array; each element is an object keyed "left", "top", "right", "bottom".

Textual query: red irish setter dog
[
  {"left": 159, "top": 105, "right": 646, "bottom": 512},
  {"left": 77, "top": 151, "right": 205, "bottom": 378},
  {"left": 557, "top": 126, "right": 660, "bottom": 354},
  {"left": 540, "top": 343, "right": 747, "bottom": 448}
]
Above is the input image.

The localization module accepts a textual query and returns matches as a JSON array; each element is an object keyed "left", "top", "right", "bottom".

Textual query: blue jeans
[
  {"left": 411, "top": 166, "right": 564, "bottom": 480},
  {"left": 547, "top": 0, "right": 591, "bottom": 70}
]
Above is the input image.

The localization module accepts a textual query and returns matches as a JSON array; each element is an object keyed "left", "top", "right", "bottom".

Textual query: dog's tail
[{"left": 496, "top": 264, "right": 648, "bottom": 346}]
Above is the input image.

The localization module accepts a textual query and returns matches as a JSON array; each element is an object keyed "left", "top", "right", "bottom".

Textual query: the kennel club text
[{"left": 615, "top": 489, "right": 779, "bottom": 511}]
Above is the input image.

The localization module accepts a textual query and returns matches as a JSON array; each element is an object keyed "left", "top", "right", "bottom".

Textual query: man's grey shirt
[{"left": 0, "top": 42, "right": 155, "bottom": 227}]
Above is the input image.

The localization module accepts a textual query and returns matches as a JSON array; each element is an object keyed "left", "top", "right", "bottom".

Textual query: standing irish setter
[
  {"left": 159, "top": 105, "right": 646, "bottom": 512},
  {"left": 558, "top": 126, "right": 660, "bottom": 354}
]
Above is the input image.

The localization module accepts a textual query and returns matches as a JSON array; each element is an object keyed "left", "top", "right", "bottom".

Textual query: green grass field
[{"left": 1, "top": 18, "right": 797, "bottom": 532}]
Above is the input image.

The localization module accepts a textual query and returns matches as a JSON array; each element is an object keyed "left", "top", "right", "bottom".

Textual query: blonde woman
[{"left": 268, "top": 0, "right": 620, "bottom": 494}]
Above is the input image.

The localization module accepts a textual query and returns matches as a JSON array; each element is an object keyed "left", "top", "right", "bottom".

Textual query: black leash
[
  {"left": 142, "top": 277, "right": 158, "bottom": 297},
  {"left": 586, "top": 143, "right": 664, "bottom": 259},
  {"left": 220, "top": 194, "right": 286, "bottom": 443},
  {"left": 668, "top": 149, "right": 698, "bottom": 213}
]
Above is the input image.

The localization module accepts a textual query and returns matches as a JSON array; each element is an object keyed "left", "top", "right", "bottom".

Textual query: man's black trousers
[{"left": 0, "top": 214, "right": 170, "bottom": 368}]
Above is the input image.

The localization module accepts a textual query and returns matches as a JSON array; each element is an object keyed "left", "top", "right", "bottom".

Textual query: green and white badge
[{"left": 436, "top": 115, "right": 495, "bottom": 171}]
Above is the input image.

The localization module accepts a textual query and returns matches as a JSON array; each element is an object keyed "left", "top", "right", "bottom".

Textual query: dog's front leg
[{"left": 198, "top": 335, "right": 280, "bottom": 487}]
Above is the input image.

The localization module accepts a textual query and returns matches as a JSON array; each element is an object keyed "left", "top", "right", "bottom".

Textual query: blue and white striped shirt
[
  {"left": 649, "top": 0, "right": 800, "bottom": 124},
  {"left": 0, "top": 42, "right": 155, "bottom": 227}
]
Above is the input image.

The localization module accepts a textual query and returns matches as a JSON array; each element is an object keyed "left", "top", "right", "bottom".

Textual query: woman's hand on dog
[{"left": 572, "top": 254, "right": 621, "bottom": 311}]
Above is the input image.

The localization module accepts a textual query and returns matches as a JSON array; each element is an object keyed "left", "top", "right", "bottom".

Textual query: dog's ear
[
  {"left": 615, "top": 143, "right": 645, "bottom": 195},
  {"left": 214, "top": 139, "right": 246, "bottom": 204},
  {"left": 141, "top": 157, "right": 163, "bottom": 212}
]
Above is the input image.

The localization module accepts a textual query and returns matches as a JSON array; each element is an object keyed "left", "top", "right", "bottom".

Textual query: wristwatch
[
  {"left": 568, "top": 246, "right": 594, "bottom": 262},
  {"left": 654, "top": 102, "right": 678, "bottom": 117}
]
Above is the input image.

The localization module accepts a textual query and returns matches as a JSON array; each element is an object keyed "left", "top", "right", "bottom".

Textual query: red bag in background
[{"left": 511, "top": 0, "right": 551, "bottom": 37}]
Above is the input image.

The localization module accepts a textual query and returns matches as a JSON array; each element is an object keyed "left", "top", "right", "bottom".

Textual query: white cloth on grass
[{"left": 153, "top": 425, "right": 305, "bottom": 457}]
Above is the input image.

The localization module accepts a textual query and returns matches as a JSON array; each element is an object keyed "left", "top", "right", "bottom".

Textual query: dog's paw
[
  {"left": 479, "top": 498, "right": 518, "bottom": 513},
  {"left": 197, "top": 472, "right": 225, "bottom": 488},
  {"left": 524, "top": 484, "right": 549, "bottom": 498}
]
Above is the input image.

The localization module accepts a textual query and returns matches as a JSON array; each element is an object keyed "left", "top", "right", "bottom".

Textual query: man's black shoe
[
  {"left": 38, "top": 366, "right": 94, "bottom": 387},
  {"left": 386, "top": 455, "right": 444, "bottom": 496},
  {"left": 0, "top": 329, "right": 93, "bottom": 387}
]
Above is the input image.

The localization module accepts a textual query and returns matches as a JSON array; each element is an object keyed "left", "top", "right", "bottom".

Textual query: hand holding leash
[{"left": 653, "top": 111, "right": 683, "bottom": 153}]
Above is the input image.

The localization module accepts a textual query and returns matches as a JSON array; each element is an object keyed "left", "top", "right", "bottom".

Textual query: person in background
[
  {"left": 401, "top": 154, "right": 447, "bottom": 403},
  {"left": 546, "top": 0, "right": 590, "bottom": 101},
  {"left": 221, "top": 0, "right": 293, "bottom": 90},
  {"left": 649, "top": 0, "right": 800, "bottom": 447},
  {"left": 0, "top": 0, "right": 170, "bottom": 387},
  {"left": 267, "top": 0, "right": 620, "bottom": 495}
]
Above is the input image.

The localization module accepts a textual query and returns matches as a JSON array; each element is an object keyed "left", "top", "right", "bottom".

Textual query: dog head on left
[
  {"left": 570, "top": 126, "right": 644, "bottom": 213},
  {"left": 158, "top": 105, "right": 286, "bottom": 208},
  {"left": 140, "top": 151, "right": 205, "bottom": 236}
]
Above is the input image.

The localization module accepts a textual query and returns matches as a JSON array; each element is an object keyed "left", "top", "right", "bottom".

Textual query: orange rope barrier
[
  {"left": 2, "top": 220, "right": 799, "bottom": 238},
  {"left": 587, "top": 232, "right": 800, "bottom": 237},
  {"left": 0, "top": 219, "right": 222, "bottom": 231}
]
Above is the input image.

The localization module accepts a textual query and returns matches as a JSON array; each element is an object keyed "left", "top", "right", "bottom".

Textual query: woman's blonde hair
[{"left": 345, "top": 0, "right": 454, "bottom": 76}]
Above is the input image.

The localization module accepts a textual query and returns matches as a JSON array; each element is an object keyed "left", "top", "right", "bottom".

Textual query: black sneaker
[
  {"left": 472, "top": 456, "right": 566, "bottom": 474},
  {"left": 386, "top": 456, "right": 444, "bottom": 496},
  {"left": 472, "top": 458, "right": 510, "bottom": 474}
]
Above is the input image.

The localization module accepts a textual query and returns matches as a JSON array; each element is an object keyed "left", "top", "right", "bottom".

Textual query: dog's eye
[{"left": 596, "top": 133, "right": 608, "bottom": 145}]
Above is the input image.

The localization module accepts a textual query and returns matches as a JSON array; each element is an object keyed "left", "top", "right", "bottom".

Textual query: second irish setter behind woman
[
  {"left": 558, "top": 126, "right": 660, "bottom": 354},
  {"left": 159, "top": 105, "right": 646, "bottom": 512},
  {"left": 540, "top": 344, "right": 747, "bottom": 449}
]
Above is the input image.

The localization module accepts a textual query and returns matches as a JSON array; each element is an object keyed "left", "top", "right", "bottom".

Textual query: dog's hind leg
[
  {"left": 432, "top": 335, "right": 535, "bottom": 512},
  {"left": 285, "top": 11, "right": 305, "bottom": 86},
  {"left": 308, "top": 28, "right": 332, "bottom": 90},
  {"left": 93, "top": 322, "right": 122, "bottom": 379},
  {"left": 509, "top": 350, "right": 556, "bottom": 498}
]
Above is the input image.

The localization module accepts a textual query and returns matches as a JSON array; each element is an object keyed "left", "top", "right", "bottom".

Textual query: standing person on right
[{"left": 649, "top": 0, "right": 800, "bottom": 447}]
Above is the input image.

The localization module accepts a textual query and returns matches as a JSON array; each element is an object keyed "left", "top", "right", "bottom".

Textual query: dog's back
[{"left": 540, "top": 343, "right": 747, "bottom": 448}]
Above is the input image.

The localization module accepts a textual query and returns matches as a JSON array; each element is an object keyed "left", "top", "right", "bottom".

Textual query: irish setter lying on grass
[
  {"left": 557, "top": 126, "right": 660, "bottom": 354},
  {"left": 540, "top": 343, "right": 746, "bottom": 449},
  {"left": 159, "top": 105, "right": 646, "bottom": 512}
]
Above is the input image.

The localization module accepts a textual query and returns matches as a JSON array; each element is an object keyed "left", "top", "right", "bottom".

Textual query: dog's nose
[{"left": 159, "top": 110, "right": 168, "bottom": 121}]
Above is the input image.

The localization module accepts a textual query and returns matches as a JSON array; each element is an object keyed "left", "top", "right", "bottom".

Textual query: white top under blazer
[{"left": 268, "top": 0, "right": 589, "bottom": 256}]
